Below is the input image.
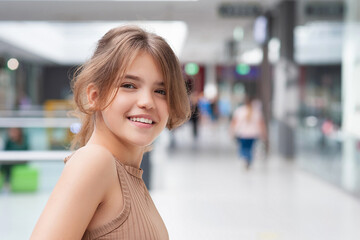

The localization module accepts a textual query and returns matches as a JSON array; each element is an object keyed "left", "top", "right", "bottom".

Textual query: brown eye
[
  {"left": 121, "top": 83, "right": 136, "bottom": 89},
  {"left": 155, "top": 89, "right": 166, "bottom": 95}
]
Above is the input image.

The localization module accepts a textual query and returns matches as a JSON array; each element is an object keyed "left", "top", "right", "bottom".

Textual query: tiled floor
[{"left": 1, "top": 121, "right": 360, "bottom": 240}]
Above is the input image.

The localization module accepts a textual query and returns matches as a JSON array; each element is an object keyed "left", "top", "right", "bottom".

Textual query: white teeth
[{"left": 130, "top": 117, "right": 153, "bottom": 124}]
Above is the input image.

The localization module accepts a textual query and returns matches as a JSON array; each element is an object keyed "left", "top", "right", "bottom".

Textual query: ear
[{"left": 86, "top": 83, "right": 99, "bottom": 109}]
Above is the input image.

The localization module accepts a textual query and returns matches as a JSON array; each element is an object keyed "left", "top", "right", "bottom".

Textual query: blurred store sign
[
  {"left": 216, "top": 65, "right": 260, "bottom": 81},
  {"left": 305, "top": 2, "right": 344, "bottom": 18},
  {"left": 218, "top": 3, "right": 262, "bottom": 18},
  {"left": 295, "top": 22, "right": 343, "bottom": 64}
]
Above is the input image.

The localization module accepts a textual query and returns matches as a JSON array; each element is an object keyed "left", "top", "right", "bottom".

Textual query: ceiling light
[{"left": 7, "top": 58, "right": 19, "bottom": 70}]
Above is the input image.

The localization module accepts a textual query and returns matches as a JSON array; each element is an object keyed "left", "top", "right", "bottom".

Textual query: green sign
[
  {"left": 236, "top": 64, "right": 250, "bottom": 75},
  {"left": 185, "top": 63, "right": 199, "bottom": 76}
]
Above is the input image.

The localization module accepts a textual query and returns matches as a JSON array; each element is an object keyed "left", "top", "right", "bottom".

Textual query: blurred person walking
[
  {"left": 190, "top": 91, "right": 200, "bottom": 140},
  {"left": 1, "top": 128, "right": 29, "bottom": 184},
  {"left": 230, "top": 95, "right": 266, "bottom": 169},
  {"left": 31, "top": 25, "right": 190, "bottom": 240}
]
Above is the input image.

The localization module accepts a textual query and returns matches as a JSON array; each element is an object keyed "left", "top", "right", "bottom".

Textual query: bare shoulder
[
  {"left": 66, "top": 144, "right": 116, "bottom": 175},
  {"left": 30, "top": 145, "right": 118, "bottom": 239}
]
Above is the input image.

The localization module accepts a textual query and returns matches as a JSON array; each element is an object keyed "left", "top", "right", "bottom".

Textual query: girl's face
[{"left": 100, "top": 52, "right": 169, "bottom": 147}]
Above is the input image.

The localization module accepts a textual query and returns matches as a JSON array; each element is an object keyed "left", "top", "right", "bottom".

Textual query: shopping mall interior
[{"left": 0, "top": 0, "right": 360, "bottom": 239}]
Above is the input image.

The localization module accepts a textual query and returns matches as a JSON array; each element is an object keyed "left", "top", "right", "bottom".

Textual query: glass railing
[
  {"left": 0, "top": 109, "right": 78, "bottom": 159},
  {"left": 296, "top": 121, "right": 360, "bottom": 198}
]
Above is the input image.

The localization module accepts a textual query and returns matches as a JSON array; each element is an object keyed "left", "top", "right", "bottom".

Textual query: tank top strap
[{"left": 82, "top": 159, "right": 131, "bottom": 239}]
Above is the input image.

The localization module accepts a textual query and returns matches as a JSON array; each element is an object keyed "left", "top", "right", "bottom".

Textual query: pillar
[
  {"left": 341, "top": 0, "right": 360, "bottom": 192},
  {"left": 272, "top": 0, "right": 298, "bottom": 159}
]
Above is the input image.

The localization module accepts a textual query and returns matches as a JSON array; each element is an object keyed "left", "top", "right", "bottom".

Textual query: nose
[{"left": 137, "top": 90, "right": 155, "bottom": 110}]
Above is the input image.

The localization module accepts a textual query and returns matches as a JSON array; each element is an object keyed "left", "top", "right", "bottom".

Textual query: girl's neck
[{"left": 86, "top": 117, "right": 144, "bottom": 168}]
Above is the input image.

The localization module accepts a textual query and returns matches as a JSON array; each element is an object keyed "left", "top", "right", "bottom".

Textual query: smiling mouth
[{"left": 128, "top": 117, "right": 154, "bottom": 124}]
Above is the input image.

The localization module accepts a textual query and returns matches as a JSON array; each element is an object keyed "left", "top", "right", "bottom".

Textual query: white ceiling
[
  {"left": 0, "top": 0, "right": 345, "bottom": 65},
  {"left": 0, "top": 0, "right": 281, "bottom": 65},
  {"left": 0, "top": 21, "right": 189, "bottom": 65}
]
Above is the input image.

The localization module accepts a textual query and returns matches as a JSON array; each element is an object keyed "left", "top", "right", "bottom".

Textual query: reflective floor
[{"left": 1, "top": 121, "right": 360, "bottom": 240}]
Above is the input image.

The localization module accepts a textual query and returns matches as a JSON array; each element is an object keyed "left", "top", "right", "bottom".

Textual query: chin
[{"left": 129, "top": 138, "right": 155, "bottom": 148}]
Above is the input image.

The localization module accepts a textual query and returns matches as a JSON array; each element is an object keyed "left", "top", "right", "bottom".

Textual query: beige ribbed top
[{"left": 81, "top": 159, "right": 169, "bottom": 240}]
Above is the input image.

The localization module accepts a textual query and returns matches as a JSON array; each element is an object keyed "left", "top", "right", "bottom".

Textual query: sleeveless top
[
  {"left": 68, "top": 156, "right": 169, "bottom": 240},
  {"left": 233, "top": 104, "right": 263, "bottom": 138}
]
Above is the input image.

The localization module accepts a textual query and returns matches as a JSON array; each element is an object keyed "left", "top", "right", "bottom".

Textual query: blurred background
[{"left": 0, "top": 0, "right": 360, "bottom": 239}]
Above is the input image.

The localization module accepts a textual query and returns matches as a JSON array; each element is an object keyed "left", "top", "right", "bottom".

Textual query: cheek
[
  {"left": 156, "top": 101, "right": 169, "bottom": 127},
  {"left": 161, "top": 102, "right": 170, "bottom": 119},
  {"left": 101, "top": 108, "right": 115, "bottom": 128},
  {"left": 101, "top": 99, "right": 124, "bottom": 124}
]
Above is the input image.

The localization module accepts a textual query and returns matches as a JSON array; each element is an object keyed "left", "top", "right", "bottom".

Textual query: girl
[
  {"left": 230, "top": 95, "right": 266, "bottom": 169},
  {"left": 31, "top": 25, "right": 190, "bottom": 240}
]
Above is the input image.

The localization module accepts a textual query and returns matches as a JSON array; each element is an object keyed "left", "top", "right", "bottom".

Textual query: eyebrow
[
  {"left": 124, "top": 74, "right": 164, "bottom": 86},
  {"left": 125, "top": 74, "right": 141, "bottom": 81}
]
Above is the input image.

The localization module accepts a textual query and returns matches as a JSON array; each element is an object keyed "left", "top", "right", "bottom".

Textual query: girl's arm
[
  {"left": 259, "top": 114, "right": 267, "bottom": 141},
  {"left": 30, "top": 146, "right": 116, "bottom": 239},
  {"left": 229, "top": 112, "right": 238, "bottom": 137}
]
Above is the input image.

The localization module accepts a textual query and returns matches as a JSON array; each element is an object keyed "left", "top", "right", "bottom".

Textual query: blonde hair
[{"left": 71, "top": 25, "right": 191, "bottom": 148}]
